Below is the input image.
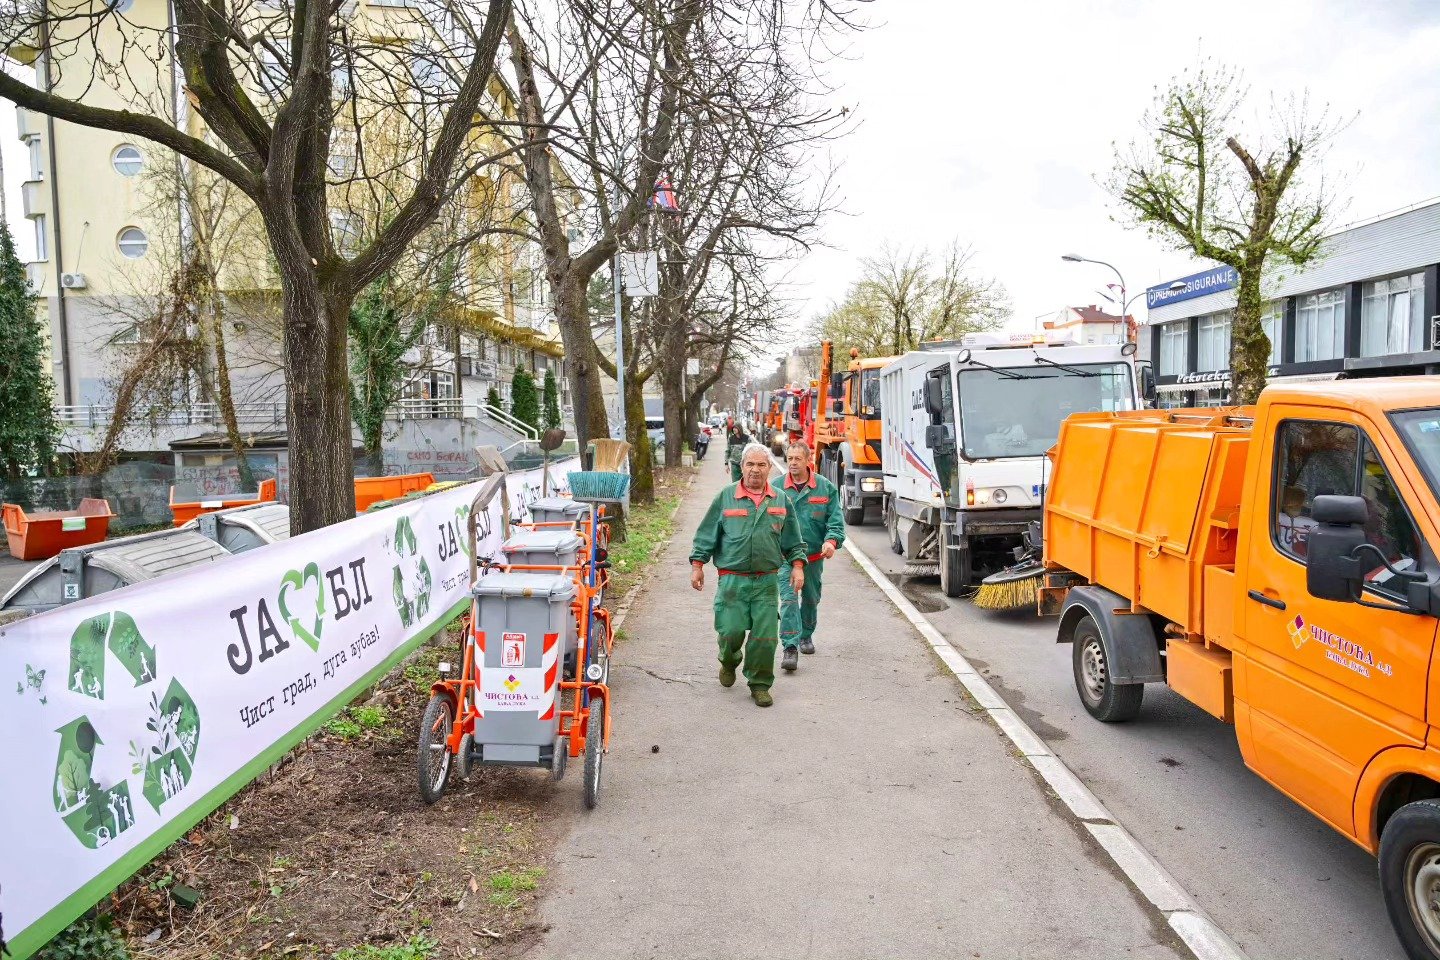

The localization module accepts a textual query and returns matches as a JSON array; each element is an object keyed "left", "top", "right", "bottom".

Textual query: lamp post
[{"left": 1062, "top": 252, "right": 1131, "bottom": 341}]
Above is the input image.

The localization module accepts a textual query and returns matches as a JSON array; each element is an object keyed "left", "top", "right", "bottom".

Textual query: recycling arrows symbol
[
  {"left": 278, "top": 561, "right": 326, "bottom": 651},
  {"left": 54, "top": 611, "right": 201, "bottom": 848},
  {"left": 390, "top": 515, "right": 432, "bottom": 629}
]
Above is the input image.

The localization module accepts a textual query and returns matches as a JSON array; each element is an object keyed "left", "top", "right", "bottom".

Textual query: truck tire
[
  {"left": 1072, "top": 614, "right": 1143, "bottom": 722},
  {"left": 843, "top": 491, "right": 865, "bottom": 527},
  {"left": 886, "top": 498, "right": 904, "bottom": 555},
  {"left": 1380, "top": 799, "right": 1440, "bottom": 960},
  {"left": 938, "top": 523, "right": 970, "bottom": 598}
]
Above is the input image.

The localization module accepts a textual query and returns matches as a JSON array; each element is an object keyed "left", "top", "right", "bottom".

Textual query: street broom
[{"left": 972, "top": 558, "right": 1043, "bottom": 611}]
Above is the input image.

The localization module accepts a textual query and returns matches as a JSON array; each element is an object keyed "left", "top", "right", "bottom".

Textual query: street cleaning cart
[{"left": 416, "top": 472, "right": 613, "bottom": 809}]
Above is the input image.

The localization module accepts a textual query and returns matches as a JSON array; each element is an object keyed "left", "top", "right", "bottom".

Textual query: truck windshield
[
  {"left": 957, "top": 362, "right": 1135, "bottom": 460},
  {"left": 859, "top": 369, "right": 881, "bottom": 417},
  {"left": 1392, "top": 409, "right": 1440, "bottom": 500}
]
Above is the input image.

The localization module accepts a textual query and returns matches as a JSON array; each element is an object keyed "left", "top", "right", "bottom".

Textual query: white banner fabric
[{"left": 0, "top": 459, "right": 577, "bottom": 958}]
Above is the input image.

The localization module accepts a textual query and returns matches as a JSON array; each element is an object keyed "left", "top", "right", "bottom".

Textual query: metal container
[
  {"left": 501, "top": 528, "right": 583, "bottom": 570},
  {"left": 528, "top": 496, "right": 591, "bottom": 530},
  {"left": 183, "top": 503, "right": 291, "bottom": 554},
  {"left": 468, "top": 571, "right": 577, "bottom": 764},
  {"left": 1, "top": 528, "right": 231, "bottom": 613}
]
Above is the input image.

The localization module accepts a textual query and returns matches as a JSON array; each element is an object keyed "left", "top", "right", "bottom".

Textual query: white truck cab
[{"left": 880, "top": 332, "right": 1144, "bottom": 596}]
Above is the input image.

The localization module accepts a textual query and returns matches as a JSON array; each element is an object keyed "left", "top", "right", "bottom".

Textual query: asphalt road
[{"left": 845, "top": 517, "right": 1403, "bottom": 960}]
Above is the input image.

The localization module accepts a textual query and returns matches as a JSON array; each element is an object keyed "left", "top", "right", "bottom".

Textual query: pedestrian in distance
[
  {"left": 690, "top": 443, "right": 807, "bottom": 707},
  {"left": 777, "top": 440, "right": 844, "bottom": 673},
  {"left": 695, "top": 424, "right": 711, "bottom": 461},
  {"left": 725, "top": 420, "right": 752, "bottom": 482}
]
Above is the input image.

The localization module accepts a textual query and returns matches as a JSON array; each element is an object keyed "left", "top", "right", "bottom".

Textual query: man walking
[
  {"left": 724, "top": 419, "right": 751, "bottom": 482},
  {"left": 777, "top": 440, "right": 845, "bottom": 673},
  {"left": 691, "top": 443, "right": 807, "bottom": 707}
]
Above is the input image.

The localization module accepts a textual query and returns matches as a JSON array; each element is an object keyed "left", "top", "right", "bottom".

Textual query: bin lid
[
  {"left": 501, "top": 529, "right": 583, "bottom": 554},
  {"left": 471, "top": 571, "right": 576, "bottom": 600},
  {"left": 529, "top": 497, "right": 590, "bottom": 518}
]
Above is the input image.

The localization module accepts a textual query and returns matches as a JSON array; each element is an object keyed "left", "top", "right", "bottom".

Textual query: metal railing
[
  {"left": 55, "top": 401, "right": 287, "bottom": 429},
  {"left": 480, "top": 403, "right": 540, "bottom": 441}
]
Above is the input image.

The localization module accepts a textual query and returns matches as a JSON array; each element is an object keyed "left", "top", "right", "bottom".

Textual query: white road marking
[{"left": 844, "top": 537, "right": 1250, "bottom": 960}]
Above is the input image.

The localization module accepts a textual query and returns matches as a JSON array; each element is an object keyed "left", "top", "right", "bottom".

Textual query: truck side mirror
[
  {"left": 1137, "top": 362, "right": 1156, "bottom": 404},
  {"left": 924, "top": 424, "right": 953, "bottom": 450},
  {"left": 829, "top": 372, "right": 844, "bottom": 400},
  {"left": 924, "top": 375, "right": 945, "bottom": 419},
  {"left": 1305, "top": 495, "right": 1368, "bottom": 602}
]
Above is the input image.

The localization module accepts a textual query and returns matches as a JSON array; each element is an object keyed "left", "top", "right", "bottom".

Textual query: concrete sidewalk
[{"left": 526, "top": 458, "right": 1186, "bottom": 959}]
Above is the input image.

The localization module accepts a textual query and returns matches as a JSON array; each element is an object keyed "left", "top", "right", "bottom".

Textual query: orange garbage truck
[
  {"left": 1039, "top": 377, "right": 1440, "bottom": 960},
  {"left": 814, "top": 342, "right": 895, "bottom": 525}
]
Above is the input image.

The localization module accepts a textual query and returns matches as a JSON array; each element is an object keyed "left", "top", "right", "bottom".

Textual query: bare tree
[
  {"left": 1108, "top": 61, "right": 1347, "bottom": 404},
  {"left": 0, "top": 0, "right": 513, "bottom": 532}
]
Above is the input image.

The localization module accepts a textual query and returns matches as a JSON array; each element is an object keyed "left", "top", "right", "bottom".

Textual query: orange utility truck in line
[
  {"left": 814, "top": 342, "right": 894, "bottom": 525},
  {"left": 1039, "top": 378, "right": 1440, "bottom": 960}
]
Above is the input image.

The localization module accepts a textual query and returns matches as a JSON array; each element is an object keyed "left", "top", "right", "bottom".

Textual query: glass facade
[
  {"left": 1196, "top": 311, "right": 1231, "bottom": 371},
  {"left": 1261, "top": 301, "right": 1283, "bottom": 365},
  {"left": 1361, "top": 272, "right": 1425, "bottom": 357},
  {"left": 1294, "top": 288, "right": 1347, "bottom": 361},
  {"left": 1159, "top": 322, "right": 1189, "bottom": 376}
]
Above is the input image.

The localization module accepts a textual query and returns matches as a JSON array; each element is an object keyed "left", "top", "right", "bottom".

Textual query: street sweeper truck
[
  {"left": 879, "top": 332, "right": 1142, "bottom": 597},
  {"left": 1032, "top": 378, "right": 1440, "bottom": 960}
]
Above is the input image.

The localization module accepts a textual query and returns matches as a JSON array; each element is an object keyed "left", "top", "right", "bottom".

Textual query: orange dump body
[
  {"left": 3, "top": 498, "right": 115, "bottom": 560},
  {"left": 355, "top": 472, "right": 437, "bottom": 513},
  {"left": 1043, "top": 407, "right": 1253, "bottom": 639},
  {"left": 170, "top": 477, "right": 279, "bottom": 526}
]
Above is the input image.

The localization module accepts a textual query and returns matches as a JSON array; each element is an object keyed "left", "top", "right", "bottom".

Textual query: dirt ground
[{"left": 106, "top": 467, "right": 693, "bottom": 960}]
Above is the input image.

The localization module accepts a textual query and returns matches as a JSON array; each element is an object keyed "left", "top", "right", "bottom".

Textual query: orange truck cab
[
  {"left": 1040, "top": 377, "right": 1440, "bottom": 960},
  {"left": 814, "top": 342, "right": 894, "bottom": 526}
]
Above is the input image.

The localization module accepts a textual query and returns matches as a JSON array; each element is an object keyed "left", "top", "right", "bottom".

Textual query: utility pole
[{"left": 612, "top": 188, "right": 626, "bottom": 443}]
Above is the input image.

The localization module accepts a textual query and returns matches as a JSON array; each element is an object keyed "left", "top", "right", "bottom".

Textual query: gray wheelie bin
[
  {"left": 528, "top": 497, "right": 591, "bottom": 530},
  {"left": 501, "top": 528, "right": 583, "bottom": 569}
]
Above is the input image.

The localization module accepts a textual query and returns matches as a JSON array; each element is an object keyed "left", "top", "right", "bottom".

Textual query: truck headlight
[
  {"left": 861, "top": 477, "right": 883, "bottom": 492},
  {"left": 992, "top": 488, "right": 1007, "bottom": 504}
]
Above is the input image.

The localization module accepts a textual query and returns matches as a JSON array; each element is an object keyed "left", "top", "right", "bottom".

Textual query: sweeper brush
[{"left": 972, "top": 559, "right": 1043, "bottom": 611}]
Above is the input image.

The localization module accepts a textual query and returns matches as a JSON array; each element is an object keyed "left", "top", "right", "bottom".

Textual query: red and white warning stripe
[{"left": 538, "top": 632, "right": 560, "bottom": 721}]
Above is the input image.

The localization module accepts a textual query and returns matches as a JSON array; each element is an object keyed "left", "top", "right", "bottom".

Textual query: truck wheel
[
  {"left": 843, "top": 493, "right": 865, "bottom": 527},
  {"left": 1380, "top": 799, "right": 1440, "bottom": 960},
  {"left": 886, "top": 499, "right": 904, "bottom": 555},
  {"left": 938, "top": 524, "right": 970, "bottom": 598},
  {"left": 1072, "top": 615, "right": 1142, "bottom": 722}
]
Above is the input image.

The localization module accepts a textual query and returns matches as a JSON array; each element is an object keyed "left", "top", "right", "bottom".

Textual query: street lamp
[{"left": 1062, "top": 253, "right": 1133, "bottom": 341}]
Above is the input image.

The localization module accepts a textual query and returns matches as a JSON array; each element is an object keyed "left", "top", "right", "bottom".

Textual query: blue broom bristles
[{"left": 568, "top": 471, "right": 631, "bottom": 501}]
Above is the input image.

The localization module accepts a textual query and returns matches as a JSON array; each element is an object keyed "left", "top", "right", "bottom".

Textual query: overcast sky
[
  {"left": 5, "top": 0, "right": 1439, "bottom": 365},
  {"left": 781, "top": 0, "right": 1440, "bottom": 353}
]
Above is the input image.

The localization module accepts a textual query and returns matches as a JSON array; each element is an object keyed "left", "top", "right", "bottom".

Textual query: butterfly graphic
[{"left": 18, "top": 664, "right": 46, "bottom": 701}]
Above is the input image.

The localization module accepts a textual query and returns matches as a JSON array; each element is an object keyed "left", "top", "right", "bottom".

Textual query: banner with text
[{"left": 0, "top": 459, "right": 578, "bottom": 958}]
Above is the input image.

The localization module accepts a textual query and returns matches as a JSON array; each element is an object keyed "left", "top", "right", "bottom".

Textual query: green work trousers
[
  {"left": 779, "top": 558, "right": 824, "bottom": 649},
  {"left": 714, "top": 572, "right": 780, "bottom": 690},
  {"left": 729, "top": 459, "right": 743, "bottom": 482}
]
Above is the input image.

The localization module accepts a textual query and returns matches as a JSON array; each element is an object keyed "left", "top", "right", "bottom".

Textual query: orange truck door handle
[{"left": 1247, "top": 589, "right": 1287, "bottom": 611}]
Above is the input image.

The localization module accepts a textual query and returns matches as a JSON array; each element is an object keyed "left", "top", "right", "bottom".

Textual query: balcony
[
  {"left": 20, "top": 181, "right": 43, "bottom": 219},
  {"left": 16, "top": 107, "right": 40, "bottom": 138},
  {"left": 24, "top": 262, "right": 45, "bottom": 293}
]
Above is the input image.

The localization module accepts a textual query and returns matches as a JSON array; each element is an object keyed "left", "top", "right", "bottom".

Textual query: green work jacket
[
  {"left": 781, "top": 469, "right": 846, "bottom": 558},
  {"left": 691, "top": 481, "right": 807, "bottom": 573}
]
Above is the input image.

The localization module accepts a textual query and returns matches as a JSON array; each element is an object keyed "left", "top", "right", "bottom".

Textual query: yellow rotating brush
[{"left": 972, "top": 559, "right": 1044, "bottom": 611}]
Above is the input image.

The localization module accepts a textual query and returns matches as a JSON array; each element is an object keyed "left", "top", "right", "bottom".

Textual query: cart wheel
[
  {"left": 456, "top": 731, "right": 475, "bottom": 782},
  {"left": 551, "top": 734, "right": 568, "bottom": 782},
  {"left": 417, "top": 693, "right": 454, "bottom": 804},
  {"left": 582, "top": 697, "right": 605, "bottom": 810}
]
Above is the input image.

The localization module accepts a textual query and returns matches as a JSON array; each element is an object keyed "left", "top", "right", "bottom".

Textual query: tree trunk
[
  {"left": 207, "top": 291, "right": 255, "bottom": 488},
  {"left": 625, "top": 373, "right": 654, "bottom": 505},
  {"left": 554, "top": 277, "right": 610, "bottom": 445},
  {"left": 282, "top": 274, "right": 356, "bottom": 533},
  {"left": 1229, "top": 263, "right": 1270, "bottom": 406}
]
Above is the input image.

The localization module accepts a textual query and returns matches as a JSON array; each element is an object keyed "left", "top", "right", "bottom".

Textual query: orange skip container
[
  {"left": 170, "top": 477, "right": 279, "bottom": 527},
  {"left": 354, "top": 472, "right": 437, "bottom": 513},
  {"left": 3, "top": 498, "right": 116, "bottom": 560}
]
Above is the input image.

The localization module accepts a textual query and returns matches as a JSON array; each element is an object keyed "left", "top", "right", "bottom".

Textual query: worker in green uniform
[
  {"left": 725, "top": 419, "right": 751, "bottom": 482},
  {"left": 691, "top": 443, "right": 807, "bottom": 707},
  {"left": 778, "top": 440, "right": 845, "bottom": 673}
]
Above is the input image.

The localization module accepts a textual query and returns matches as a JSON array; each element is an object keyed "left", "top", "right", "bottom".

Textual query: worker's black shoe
[
  {"left": 718, "top": 665, "right": 737, "bottom": 688},
  {"left": 799, "top": 639, "right": 816, "bottom": 655},
  {"left": 751, "top": 688, "right": 774, "bottom": 708},
  {"left": 781, "top": 647, "right": 799, "bottom": 672}
]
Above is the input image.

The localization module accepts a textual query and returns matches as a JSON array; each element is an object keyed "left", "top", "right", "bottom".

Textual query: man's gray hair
[{"left": 740, "top": 442, "right": 772, "bottom": 463}]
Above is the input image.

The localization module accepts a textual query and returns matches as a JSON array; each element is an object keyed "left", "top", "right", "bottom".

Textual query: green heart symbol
[{"left": 278, "top": 561, "right": 326, "bottom": 651}]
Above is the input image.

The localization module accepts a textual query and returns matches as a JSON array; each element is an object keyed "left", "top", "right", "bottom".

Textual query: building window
[
  {"left": 117, "top": 226, "right": 148, "bottom": 259},
  {"left": 1261, "top": 301, "right": 1283, "bottom": 366},
  {"left": 258, "top": 50, "right": 287, "bottom": 99},
  {"left": 328, "top": 129, "right": 356, "bottom": 178},
  {"left": 1196, "top": 311, "right": 1231, "bottom": 372},
  {"left": 27, "top": 138, "right": 42, "bottom": 180},
  {"left": 112, "top": 144, "right": 143, "bottom": 177},
  {"left": 1294, "top": 288, "right": 1346, "bottom": 362},
  {"left": 1159, "top": 321, "right": 1189, "bottom": 376},
  {"left": 1361, "top": 272, "right": 1425, "bottom": 357},
  {"left": 329, "top": 210, "right": 360, "bottom": 258},
  {"left": 33, "top": 215, "right": 47, "bottom": 261}
]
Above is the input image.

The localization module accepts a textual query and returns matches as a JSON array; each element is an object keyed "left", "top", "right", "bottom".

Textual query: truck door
[{"left": 1239, "top": 409, "right": 1438, "bottom": 836}]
